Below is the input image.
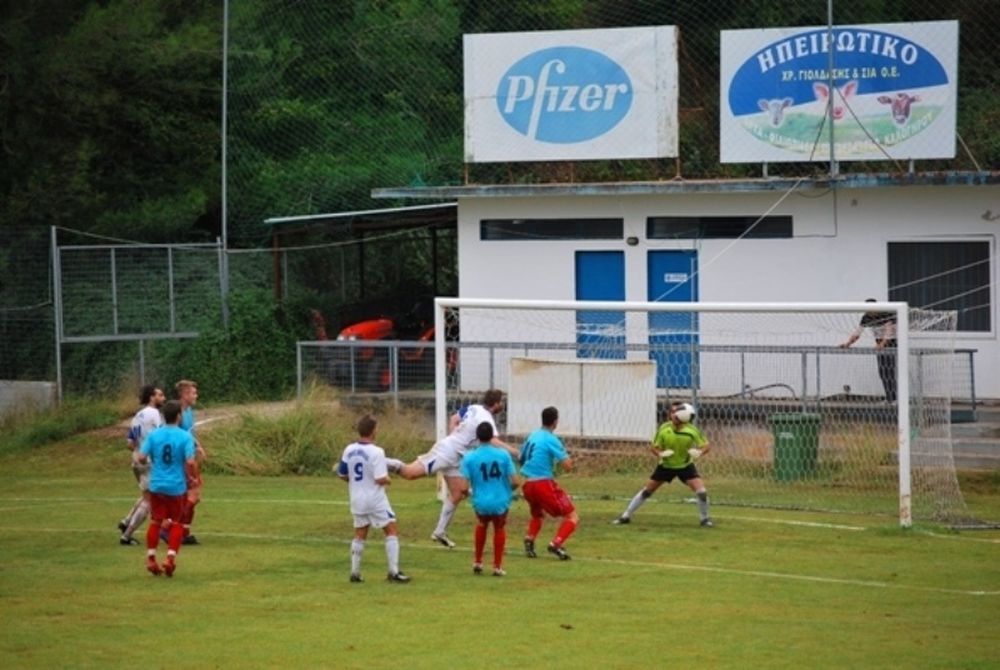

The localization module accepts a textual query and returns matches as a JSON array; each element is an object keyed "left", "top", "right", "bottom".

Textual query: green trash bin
[{"left": 769, "top": 413, "right": 821, "bottom": 481}]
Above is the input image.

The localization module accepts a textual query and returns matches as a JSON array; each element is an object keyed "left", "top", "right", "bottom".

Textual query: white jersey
[
  {"left": 448, "top": 404, "right": 497, "bottom": 456},
  {"left": 127, "top": 406, "right": 163, "bottom": 450},
  {"left": 339, "top": 441, "right": 391, "bottom": 516}
]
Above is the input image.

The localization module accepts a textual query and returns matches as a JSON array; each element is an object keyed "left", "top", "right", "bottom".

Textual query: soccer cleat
[
  {"left": 146, "top": 557, "right": 162, "bottom": 576},
  {"left": 430, "top": 532, "right": 455, "bottom": 548},
  {"left": 182, "top": 534, "right": 200, "bottom": 545},
  {"left": 700, "top": 518, "right": 715, "bottom": 528},
  {"left": 163, "top": 557, "right": 176, "bottom": 578},
  {"left": 612, "top": 516, "right": 631, "bottom": 525},
  {"left": 349, "top": 573, "right": 364, "bottom": 583},
  {"left": 117, "top": 519, "right": 128, "bottom": 533},
  {"left": 547, "top": 543, "right": 571, "bottom": 561},
  {"left": 120, "top": 535, "right": 140, "bottom": 546},
  {"left": 492, "top": 567, "right": 506, "bottom": 577},
  {"left": 523, "top": 538, "right": 537, "bottom": 558},
  {"left": 472, "top": 563, "right": 483, "bottom": 575},
  {"left": 386, "top": 571, "right": 411, "bottom": 583}
]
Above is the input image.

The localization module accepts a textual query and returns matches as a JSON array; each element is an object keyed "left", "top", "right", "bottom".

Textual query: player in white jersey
[
  {"left": 337, "top": 414, "right": 409, "bottom": 583},
  {"left": 388, "top": 389, "right": 517, "bottom": 548},
  {"left": 117, "top": 384, "right": 165, "bottom": 545}
]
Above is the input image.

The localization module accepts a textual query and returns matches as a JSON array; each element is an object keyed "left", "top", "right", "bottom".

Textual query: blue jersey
[
  {"left": 140, "top": 425, "right": 196, "bottom": 496},
  {"left": 519, "top": 428, "right": 568, "bottom": 480},
  {"left": 460, "top": 444, "right": 516, "bottom": 515},
  {"left": 180, "top": 407, "right": 196, "bottom": 434}
]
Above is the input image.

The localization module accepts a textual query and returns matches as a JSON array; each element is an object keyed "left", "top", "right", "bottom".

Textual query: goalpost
[{"left": 434, "top": 298, "right": 970, "bottom": 527}]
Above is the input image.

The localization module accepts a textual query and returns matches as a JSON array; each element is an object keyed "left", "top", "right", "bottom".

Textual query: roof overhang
[
  {"left": 372, "top": 171, "right": 1000, "bottom": 200},
  {"left": 264, "top": 202, "right": 456, "bottom": 233}
]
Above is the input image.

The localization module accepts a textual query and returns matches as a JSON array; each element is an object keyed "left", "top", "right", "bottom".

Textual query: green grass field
[{"left": 1, "top": 412, "right": 998, "bottom": 669}]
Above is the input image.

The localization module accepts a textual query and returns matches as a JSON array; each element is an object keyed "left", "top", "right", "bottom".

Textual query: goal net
[{"left": 434, "top": 299, "right": 971, "bottom": 526}]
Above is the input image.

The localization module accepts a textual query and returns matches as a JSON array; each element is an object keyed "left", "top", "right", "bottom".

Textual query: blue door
[
  {"left": 575, "top": 251, "right": 625, "bottom": 359},
  {"left": 647, "top": 250, "right": 698, "bottom": 387}
]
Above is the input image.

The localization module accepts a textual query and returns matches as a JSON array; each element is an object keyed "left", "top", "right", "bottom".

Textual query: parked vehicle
[{"left": 311, "top": 299, "right": 456, "bottom": 391}]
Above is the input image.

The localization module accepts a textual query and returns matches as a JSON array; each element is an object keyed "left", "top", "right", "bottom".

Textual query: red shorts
[
  {"left": 475, "top": 511, "right": 508, "bottom": 528},
  {"left": 149, "top": 492, "right": 186, "bottom": 524},
  {"left": 523, "top": 479, "right": 575, "bottom": 518}
]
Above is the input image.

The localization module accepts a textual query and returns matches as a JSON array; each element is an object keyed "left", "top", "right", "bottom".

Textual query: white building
[{"left": 375, "top": 172, "right": 999, "bottom": 400}]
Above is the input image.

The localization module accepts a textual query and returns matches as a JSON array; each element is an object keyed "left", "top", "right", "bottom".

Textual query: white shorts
[
  {"left": 416, "top": 437, "right": 465, "bottom": 477},
  {"left": 352, "top": 505, "right": 397, "bottom": 529}
]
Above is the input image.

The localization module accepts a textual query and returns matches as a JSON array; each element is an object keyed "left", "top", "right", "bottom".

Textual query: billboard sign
[
  {"left": 464, "top": 26, "right": 678, "bottom": 162},
  {"left": 720, "top": 21, "right": 958, "bottom": 163}
]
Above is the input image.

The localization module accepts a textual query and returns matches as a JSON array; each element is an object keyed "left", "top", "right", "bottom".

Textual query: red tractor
[{"left": 311, "top": 299, "right": 455, "bottom": 392}]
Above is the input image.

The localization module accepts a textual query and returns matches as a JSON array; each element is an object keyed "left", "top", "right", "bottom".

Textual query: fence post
[{"left": 50, "top": 226, "right": 63, "bottom": 402}]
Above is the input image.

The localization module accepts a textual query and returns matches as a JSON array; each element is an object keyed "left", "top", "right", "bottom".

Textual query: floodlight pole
[{"left": 220, "top": 0, "right": 230, "bottom": 329}]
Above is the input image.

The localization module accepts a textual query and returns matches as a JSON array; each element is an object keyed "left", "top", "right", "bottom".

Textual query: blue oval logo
[
  {"left": 726, "top": 27, "right": 950, "bottom": 154},
  {"left": 496, "top": 46, "right": 633, "bottom": 144}
]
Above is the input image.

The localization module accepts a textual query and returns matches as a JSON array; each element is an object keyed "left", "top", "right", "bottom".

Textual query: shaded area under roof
[{"left": 372, "top": 171, "right": 999, "bottom": 200}]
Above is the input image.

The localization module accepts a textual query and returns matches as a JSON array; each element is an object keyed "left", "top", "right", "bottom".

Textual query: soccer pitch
[{"left": 1, "top": 434, "right": 998, "bottom": 668}]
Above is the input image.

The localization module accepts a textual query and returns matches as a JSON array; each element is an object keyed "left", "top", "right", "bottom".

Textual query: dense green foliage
[{"left": 2, "top": 0, "right": 996, "bottom": 398}]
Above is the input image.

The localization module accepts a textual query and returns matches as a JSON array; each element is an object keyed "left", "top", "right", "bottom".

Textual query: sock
[
  {"left": 146, "top": 522, "right": 160, "bottom": 550},
  {"left": 385, "top": 458, "right": 404, "bottom": 474},
  {"left": 623, "top": 489, "right": 649, "bottom": 518},
  {"left": 433, "top": 498, "right": 456, "bottom": 536},
  {"left": 696, "top": 490, "right": 710, "bottom": 521},
  {"left": 125, "top": 499, "right": 149, "bottom": 538},
  {"left": 493, "top": 523, "right": 507, "bottom": 570},
  {"left": 166, "top": 549, "right": 177, "bottom": 564},
  {"left": 552, "top": 518, "right": 578, "bottom": 547},
  {"left": 351, "top": 539, "right": 365, "bottom": 575},
  {"left": 384, "top": 536, "right": 399, "bottom": 575},
  {"left": 474, "top": 524, "right": 487, "bottom": 564},
  {"left": 180, "top": 502, "right": 196, "bottom": 537},
  {"left": 526, "top": 516, "right": 543, "bottom": 540},
  {"left": 124, "top": 496, "right": 144, "bottom": 526},
  {"left": 167, "top": 522, "right": 184, "bottom": 552}
]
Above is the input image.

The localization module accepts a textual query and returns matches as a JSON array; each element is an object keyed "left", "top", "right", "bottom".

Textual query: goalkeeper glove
[
  {"left": 659, "top": 449, "right": 674, "bottom": 459},
  {"left": 688, "top": 448, "right": 703, "bottom": 459}
]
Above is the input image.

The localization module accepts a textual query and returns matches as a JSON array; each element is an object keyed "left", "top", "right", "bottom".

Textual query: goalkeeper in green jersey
[{"left": 613, "top": 402, "right": 714, "bottom": 528}]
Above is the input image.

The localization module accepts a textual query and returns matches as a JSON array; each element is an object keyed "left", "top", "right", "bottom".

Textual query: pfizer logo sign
[{"left": 496, "top": 47, "right": 633, "bottom": 144}]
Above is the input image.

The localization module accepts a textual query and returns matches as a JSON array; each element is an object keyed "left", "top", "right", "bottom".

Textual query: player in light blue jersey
[
  {"left": 519, "top": 406, "right": 577, "bottom": 560},
  {"left": 459, "top": 422, "right": 519, "bottom": 576},
  {"left": 174, "top": 379, "right": 204, "bottom": 545},
  {"left": 388, "top": 388, "right": 516, "bottom": 549},
  {"left": 137, "top": 400, "right": 198, "bottom": 577}
]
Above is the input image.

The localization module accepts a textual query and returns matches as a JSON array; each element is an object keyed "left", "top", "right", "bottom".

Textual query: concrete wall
[
  {"left": 0, "top": 381, "right": 58, "bottom": 420},
  {"left": 456, "top": 184, "right": 999, "bottom": 398}
]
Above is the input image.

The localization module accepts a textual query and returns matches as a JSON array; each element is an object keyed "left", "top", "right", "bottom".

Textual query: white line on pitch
[
  {"left": 3, "top": 526, "right": 996, "bottom": 597},
  {"left": 708, "top": 515, "right": 867, "bottom": 531},
  {"left": 587, "top": 556, "right": 1000, "bottom": 597}
]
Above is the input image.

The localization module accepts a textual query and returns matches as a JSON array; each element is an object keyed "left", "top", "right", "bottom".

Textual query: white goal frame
[{"left": 435, "top": 298, "right": 915, "bottom": 527}]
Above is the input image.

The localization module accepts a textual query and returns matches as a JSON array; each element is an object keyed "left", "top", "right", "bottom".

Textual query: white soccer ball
[{"left": 674, "top": 403, "right": 696, "bottom": 423}]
